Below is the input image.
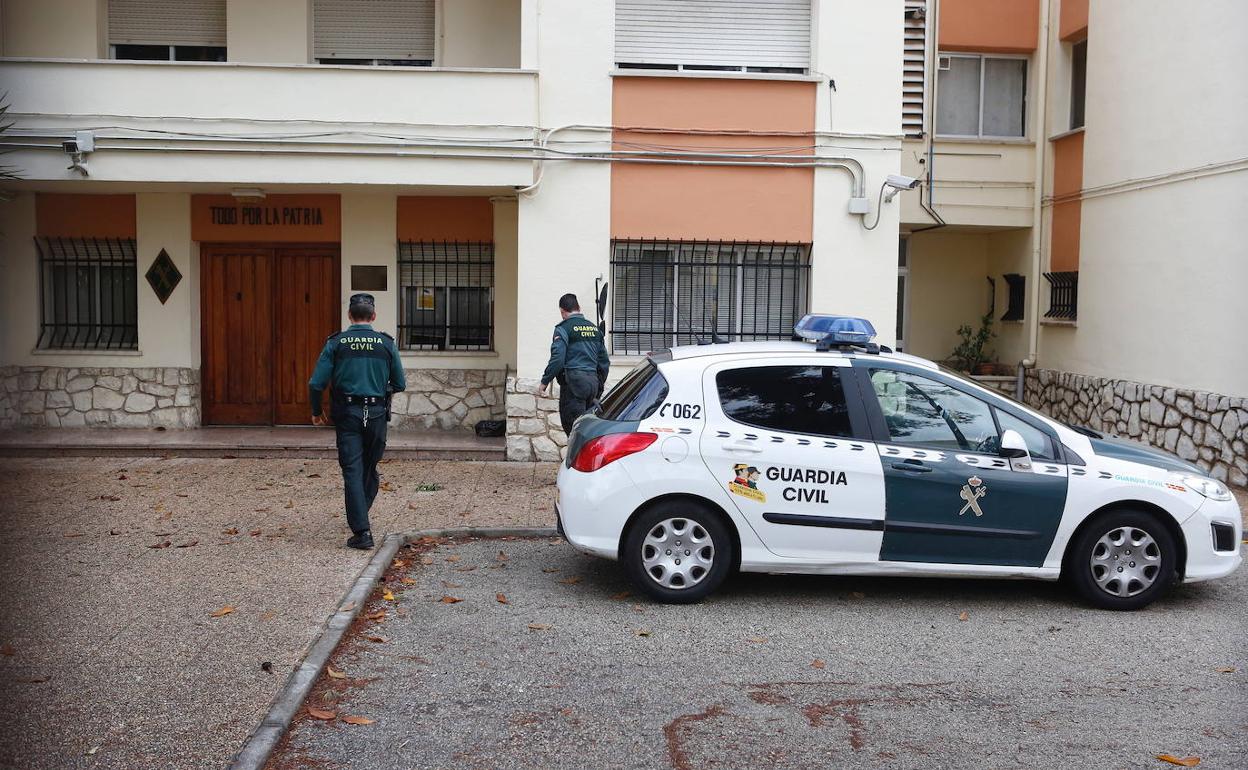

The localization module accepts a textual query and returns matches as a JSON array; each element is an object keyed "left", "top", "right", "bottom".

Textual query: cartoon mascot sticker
[{"left": 728, "top": 464, "right": 766, "bottom": 503}]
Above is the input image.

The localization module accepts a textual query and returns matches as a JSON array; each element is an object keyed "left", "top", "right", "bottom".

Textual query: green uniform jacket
[
  {"left": 308, "top": 323, "right": 406, "bottom": 417},
  {"left": 541, "top": 313, "right": 610, "bottom": 387}
]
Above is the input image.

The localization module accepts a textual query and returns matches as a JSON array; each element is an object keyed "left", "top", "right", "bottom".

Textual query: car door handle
[
  {"left": 722, "top": 442, "right": 763, "bottom": 454},
  {"left": 890, "top": 461, "right": 932, "bottom": 474}
]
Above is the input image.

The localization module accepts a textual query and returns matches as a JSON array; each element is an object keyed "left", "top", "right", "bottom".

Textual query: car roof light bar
[{"left": 794, "top": 313, "right": 885, "bottom": 353}]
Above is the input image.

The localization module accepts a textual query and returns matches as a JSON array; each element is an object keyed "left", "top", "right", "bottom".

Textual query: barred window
[
  {"left": 610, "top": 240, "right": 810, "bottom": 355},
  {"left": 397, "top": 242, "right": 493, "bottom": 351},
  {"left": 1043, "top": 271, "right": 1078, "bottom": 321},
  {"left": 36, "top": 237, "right": 138, "bottom": 350}
]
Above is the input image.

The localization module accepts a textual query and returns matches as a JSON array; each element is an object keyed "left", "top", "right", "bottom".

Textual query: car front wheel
[
  {"left": 623, "top": 502, "right": 733, "bottom": 604},
  {"left": 1068, "top": 509, "right": 1177, "bottom": 610}
]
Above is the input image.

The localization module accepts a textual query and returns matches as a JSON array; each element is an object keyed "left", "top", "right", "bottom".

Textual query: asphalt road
[{"left": 271, "top": 536, "right": 1248, "bottom": 770}]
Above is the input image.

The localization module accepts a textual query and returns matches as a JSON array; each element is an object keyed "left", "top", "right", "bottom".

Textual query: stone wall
[
  {"left": 0, "top": 366, "right": 200, "bottom": 429},
  {"left": 1024, "top": 368, "right": 1247, "bottom": 487},
  {"left": 504, "top": 376, "right": 565, "bottom": 462},
  {"left": 388, "top": 368, "right": 505, "bottom": 432},
  {"left": 971, "top": 374, "right": 1018, "bottom": 397}
]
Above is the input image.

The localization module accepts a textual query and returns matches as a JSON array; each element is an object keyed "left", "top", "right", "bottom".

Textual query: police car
[{"left": 555, "top": 315, "right": 1242, "bottom": 609}]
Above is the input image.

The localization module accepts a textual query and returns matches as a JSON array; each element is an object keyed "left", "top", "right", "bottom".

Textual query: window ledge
[
  {"left": 934, "top": 135, "right": 1034, "bottom": 145},
  {"left": 30, "top": 348, "right": 143, "bottom": 357},
  {"left": 1048, "top": 126, "right": 1085, "bottom": 142},
  {"left": 610, "top": 68, "right": 823, "bottom": 83},
  {"left": 1040, "top": 319, "right": 1078, "bottom": 328},
  {"left": 0, "top": 57, "right": 537, "bottom": 75},
  {"left": 400, "top": 350, "right": 499, "bottom": 359}
]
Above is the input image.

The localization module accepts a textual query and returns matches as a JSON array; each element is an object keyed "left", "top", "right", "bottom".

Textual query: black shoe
[{"left": 347, "top": 531, "right": 374, "bottom": 550}]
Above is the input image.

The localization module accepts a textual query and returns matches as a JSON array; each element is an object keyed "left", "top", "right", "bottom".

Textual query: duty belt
[{"left": 341, "top": 394, "right": 383, "bottom": 427}]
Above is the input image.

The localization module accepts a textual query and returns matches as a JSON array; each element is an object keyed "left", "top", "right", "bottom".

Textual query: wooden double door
[{"left": 201, "top": 244, "right": 340, "bottom": 425}]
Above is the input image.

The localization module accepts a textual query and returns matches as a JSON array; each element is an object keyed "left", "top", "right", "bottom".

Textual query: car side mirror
[{"left": 999, "top": 429, "right": 1032, "bottom": 472}]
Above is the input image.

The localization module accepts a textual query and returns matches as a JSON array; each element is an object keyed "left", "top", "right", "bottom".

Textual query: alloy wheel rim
[
  {"left": 1089, "top": 526, "right": 1161, "bottom": 598},
  {"left": 641, "top": 518, "right": 714, "bottom": 589}
]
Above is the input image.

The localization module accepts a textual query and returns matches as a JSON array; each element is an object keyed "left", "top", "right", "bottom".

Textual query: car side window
[
  {"left": 994, "top": 408, "right": 1056, "bottom": 461},
  {"left": 869, "top": 369, "right": 997, "bottom": 452},
  {"left": 716, "top": 366, "right": 853, "bottom": 438}
]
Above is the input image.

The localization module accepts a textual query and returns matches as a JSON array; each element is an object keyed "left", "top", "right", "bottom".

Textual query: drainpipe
[
  {"left": 917, "top": 0, "right": 946, "bottom": 231},
  {"left": 1020, "top": 0, "right": 1052, "bottom": 402}
]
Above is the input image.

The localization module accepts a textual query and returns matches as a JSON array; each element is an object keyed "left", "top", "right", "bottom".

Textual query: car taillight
[{"left": 571, "top": 432, "right": 657, "bottom": 472}]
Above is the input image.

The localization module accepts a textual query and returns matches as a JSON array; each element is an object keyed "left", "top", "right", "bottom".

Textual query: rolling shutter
[
  {"left": 108, "top": 0, "right": 226, "bottom": 46},
  {"left": 616, "top": 0, "right": 811, "bottom": 71},
  {"left": 902, "top": 0, "right": 929, "bottom": 137},
  {"left": 313, "top": 0, "right": 435, "bottom": 61}
]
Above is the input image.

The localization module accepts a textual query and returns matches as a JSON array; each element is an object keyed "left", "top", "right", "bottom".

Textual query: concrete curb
[{"left": 227, "top": 526, "right": 559, "bottom": 770}]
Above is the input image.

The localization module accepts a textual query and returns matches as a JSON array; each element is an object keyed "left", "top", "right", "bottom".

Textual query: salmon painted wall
[
  {"left": 1059, "top": 0, "right": 1089, "bottom": 41},
  {"left": 396, "top": 196, "right": 494, "bottom": 241},
  {"left": 36, "top": 194, "right": 136, "bottom": 238},
  {"left": 610, "top": 77, "right": 815, "bottom": 242},
  {"left": 939, "top": 0, "right": 1039, "bottom": 53},
  {"left": 1050, "top": 131, "right": 1083, "bottom": 272}
]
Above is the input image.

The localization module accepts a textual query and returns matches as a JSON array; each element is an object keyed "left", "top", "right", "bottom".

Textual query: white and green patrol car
[{"left": 555, "top": 315, "right": 1242, "bottom": 609}]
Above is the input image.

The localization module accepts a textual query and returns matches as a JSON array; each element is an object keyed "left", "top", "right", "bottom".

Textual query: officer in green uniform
[
  {"left": 538, "top": 293, "right": 610, "bottom": 434},
  {"left": 309, "top": 294, "right": 406, "bottom": 550}
]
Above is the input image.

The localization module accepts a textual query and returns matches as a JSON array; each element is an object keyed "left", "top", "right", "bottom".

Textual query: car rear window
[
  {"left": 716, "top": 365, "right": 854, "bottom": 438},
  {"left": 598, "top": 360, "right": 669, "bottom": 421}
]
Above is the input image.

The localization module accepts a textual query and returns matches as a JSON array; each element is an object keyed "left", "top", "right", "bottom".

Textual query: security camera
[
  {"left": 885, "top": 174, "right": 920, "bottom": 191},
  {"left": 62, "top": 139, "right": 80, "bottom": 155},
  {"left": 62, "top": 131, "right": 95, "bottom": 176}
]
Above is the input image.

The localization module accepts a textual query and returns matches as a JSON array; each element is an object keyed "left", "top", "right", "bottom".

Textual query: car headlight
[{"left": 1174, "top": 473, "right": 1233, "bottom": 502}]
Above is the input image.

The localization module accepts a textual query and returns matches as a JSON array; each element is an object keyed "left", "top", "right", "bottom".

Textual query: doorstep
[{"left": 0, "top": 426, "right": 505, "bottom": 461}]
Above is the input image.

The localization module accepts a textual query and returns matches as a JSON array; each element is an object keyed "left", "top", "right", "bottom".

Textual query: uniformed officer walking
[
  {"left": 537, "top": 293, "right": 610, "bottom": 434},
  {"left": 309, "top": 293, "right": 406, "bottom": 550}
]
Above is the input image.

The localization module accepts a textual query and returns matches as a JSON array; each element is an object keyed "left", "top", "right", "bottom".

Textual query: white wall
[
  {"left": 439, "top": 0, "right": 520, "bottom": 68},
  {"left": 227, "top": 0, "right": 311, "bottom": 64},
  {"left": 340, "top": 192, "right": 397, "bottom": 335},
  {"left": 0, "top": 0, "right": 105, "bottom": 58}
]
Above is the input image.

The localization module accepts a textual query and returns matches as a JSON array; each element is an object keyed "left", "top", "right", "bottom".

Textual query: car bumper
[
  {"left": 1180, "top": 496, "right": 1243, "bottom": 583},
  {"left": 555, "top": 461, "right": 642, "bottom": 560}
]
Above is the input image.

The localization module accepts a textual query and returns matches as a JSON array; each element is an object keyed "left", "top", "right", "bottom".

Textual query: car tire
[
  {"left": 623, "top": 501, "right": 734, "bottom": 604},
  {"left": 1067, "top": 509, "right": 1178, "bottom": 610}
]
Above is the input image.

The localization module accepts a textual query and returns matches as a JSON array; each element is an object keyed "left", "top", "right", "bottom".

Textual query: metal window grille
[
  {"left": 1002, "top": 273, "right": 1026, "bottom": 322},
  {"left": 35, "top": 237, "right": 138, "bottom": 350},
  {"left": 610, "top": 239, "right": 811, "bottom": 355},
  {"left": 1043, "top": 271, "right": 1078, "bottom": 320},
  {"left": 397, "top": 241, "right": 494, "bottom": 351}
]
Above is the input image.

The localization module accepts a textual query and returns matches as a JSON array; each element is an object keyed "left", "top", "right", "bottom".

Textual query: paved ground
[
  {"left": 0, "top": 457, "right": 557, "bottom": 770},
  {"left": 273, "top": 535, "right": 1248, "bottom": 770}
]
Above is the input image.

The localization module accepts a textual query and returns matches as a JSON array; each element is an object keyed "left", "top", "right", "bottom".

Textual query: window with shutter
[
  {"left": 397, "top": 242, "right": 494, "bottom": 351},
  {"left": 615, "top": 0, "right": 812, "bottom": 74},
  {"left": 314, "top": 0, "right": 435, "bottom": 65},
  {"left": 902, "top": 1, "right": 929, "bottom": 137},
  {"left": 109, "top": 0, "right": 226, "bottom": 60}
]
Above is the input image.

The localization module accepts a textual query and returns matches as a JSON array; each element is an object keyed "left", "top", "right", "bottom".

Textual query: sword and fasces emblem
[{"left": 958, "top": 476, "right": 987, "bottom": 517}]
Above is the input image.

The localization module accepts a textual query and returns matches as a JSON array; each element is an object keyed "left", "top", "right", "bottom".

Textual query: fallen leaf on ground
[
  {"left": 496, "top": 593, "right": 509, "bottom": 604},
  {"left": 392, "top": 559, "right": 408, "bottom": 568},
  {"left": 1155, "top": 755, "right": 1200, "bottom": 767},
  {"left": 222, "top": 527, "right": 239, "bottom": 536},
  {"left": 557, "top": 576, "right": 582, "bottom": 585},
  {"left": 260, "top": 610, "right": 276, "bottom": 621},
  {"left": 249, "top": 529, "right": 262, "bottom": 536},
  {"left": 441, "top": 581, "right": 461, "bottom": 589},
  {"left": 610, "top": 591, "right": 631, "bottom": 600},
  {"left": 63, "top": 532, "right": 85, "bottom": 538},
  {"left": 541, "top": 568, "right": 560, "bottom": 573},
  {"left": 149, "top": 541, "right": 171, "bottom": 549},
  {"left": 176, "top": 493, "right": 189, "bottom": 498},
  {"left": 635, "top": 629, "right": 651, "bottom": 637},
  {"left": 365, "top": 610, "right": 386, "bottom": 620},
  {"left": 439, "top": 596, "right": 463, "bottom": 604},
  {"left": 528, "top": 623, "right": 552, "bottom": 631},
  {"left": 1214, "top": 667, "right": 1236, "bottom": 673},
  {"left": 380, "top": 481, "right": 396, "bottom": 492},
  {"left": 812, "top": 659, "right": 826, "bottom": 670},
  {"left": 307, "top": 473, "right": 321, "bottom": 478},
  {"left": 382, "top": 589, "right": 395, "bottom": 601},
  {"left": 154, "top": 502, "right": 166, "bottom": 512},
  {"left": 284, "top": 500, "right": 294, "bottom": 509},
  {"left": 342, "top": 715, "right": 375, "bottom": 725},
  {"left": 84, "top": 746, "right": 99, "bottom": 756},
  {"left": 341, "top": 601, "right": 356, "bottom": 611},
  {"left": 958, "top": 611, "right": 970, "bottom": 622},
  {"left": 16, "top": 675, "right": 50, "bottom": 683},
  {"left": 366, "top": 635, "right": 388, "bottom": 643},
  {"left": 176, "top": 540, "right": 198, "bottom": 548},
  {"left": 746, "top": 636, "right": 767, "bottom": 644},
  {"left": 101, "top": 495, "right": 121, "bottom": 501},
  {"left": 496, "top": 551, "right": 509, "bottom": 562},
  {"left": 307, "top": 707, "right": 336, "bottom": 721},
  {"left": 0, "top": 644, "right": 15, "bottom": 656},
  {"left": 445, "top": 555, "right": 461, "bottom": 563},
  {"left": 631, "top": 604, "right": 644, "bottom": 613},
  {"left": 118, "top": 474, "right": 128, "bottom": 480},
  {"left": 109, "top": 530, "right": 121, "bottom": 536},
  {"left": 254, "top": 507, "right": 270, "bottom": 513},
  {"left": 210, "top": 605, "right": 235, "bottom": 618},
  {"left": 400, "top": 577, "right": 417, "bottom": 585},
  {"left": 326, "top": 666, "right": 346, "bottom": 680},
  {"left": 849, "top": 591, "right": 866, "bottom": 600},
  {"left": 408, "top": 502, "right": 419, "bottom": 510},
  {"left": 420, "top": 557, "right": 434, "bottom": 565}
]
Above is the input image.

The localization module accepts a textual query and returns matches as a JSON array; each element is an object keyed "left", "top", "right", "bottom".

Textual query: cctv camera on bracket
[{"left": 63, "top": 130, "right": 95, "bottom": 176}]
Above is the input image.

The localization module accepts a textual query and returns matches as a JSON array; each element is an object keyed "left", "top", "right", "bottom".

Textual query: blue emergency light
[{"left": 794, "top": 314, "right": 878, "bottom": 345}]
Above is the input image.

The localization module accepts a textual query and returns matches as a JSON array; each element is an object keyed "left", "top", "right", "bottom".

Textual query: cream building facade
[
  {"left": 0, "top": 0, "right": 903, "bottom": 460},
  {"left": 898, "top": 0, "right": 1247, "bottom": 486}
]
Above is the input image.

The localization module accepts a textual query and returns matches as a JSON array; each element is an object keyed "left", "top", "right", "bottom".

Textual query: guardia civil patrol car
[{"left": 554, "top": 315, "right": 1242, "bottom": 609}]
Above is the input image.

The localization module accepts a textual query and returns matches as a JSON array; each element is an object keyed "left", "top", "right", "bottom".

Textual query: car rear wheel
[
  {"left": 1068, "top": 509, "right": 1177, "bottom": 610},
  {"left": 623, "top": 502, "right": 733, "bottom": 604}
]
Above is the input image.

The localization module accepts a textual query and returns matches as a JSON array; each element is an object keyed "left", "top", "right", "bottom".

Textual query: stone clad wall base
[
  {"left": 1024, "top": 368, "right": 1247, "bottom": 487},
  {"left": 0, "top": 366, "right": 200, "bottom": 429},
  {"left": 389, "top": 368, "right": 504, "bottom": 432},
  {"left": 504, "top": 376, "right": 565, "bottom": 462}
]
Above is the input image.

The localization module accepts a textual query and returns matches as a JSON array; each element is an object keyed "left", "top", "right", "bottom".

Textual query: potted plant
[{"left": 951, "top": 312, "right": 996, "bottom": 374}]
